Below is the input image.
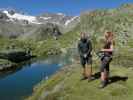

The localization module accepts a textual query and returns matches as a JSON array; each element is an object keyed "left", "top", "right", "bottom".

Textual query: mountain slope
[{"left": 80, "top": 4, "right": 133, "bottom": 66}]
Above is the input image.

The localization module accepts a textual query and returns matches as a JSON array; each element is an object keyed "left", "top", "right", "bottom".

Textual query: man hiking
[{"left": 78, "top": 32, "right": 94, "bottom": 81}]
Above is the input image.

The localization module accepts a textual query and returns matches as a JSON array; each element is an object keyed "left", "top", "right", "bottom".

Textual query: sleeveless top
[{"left": 103, "top": 41, "right": 112, "bottom": 56}]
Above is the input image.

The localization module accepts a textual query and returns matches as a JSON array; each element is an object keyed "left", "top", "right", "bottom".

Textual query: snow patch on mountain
[
  {"left": 39, "top": 17, "right": 52, "bottom": 20},
  {"left": 65, "top": 16, "right": 79, "bottom": 26},
  {"left": 2, "top": 10, "right": 40, "bottom": 24}
]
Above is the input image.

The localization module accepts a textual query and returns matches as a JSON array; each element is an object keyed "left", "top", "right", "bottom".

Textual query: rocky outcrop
[{"left": 0, "top": 50, "right": 35, "bottom": 63}]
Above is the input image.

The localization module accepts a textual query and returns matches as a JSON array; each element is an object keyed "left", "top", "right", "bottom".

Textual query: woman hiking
[
  {"left": 99, "top": 31, "right": 114, "bottom": 88},
  {"left": 78, "top": 32, "right": 94, "bottom": 81}
]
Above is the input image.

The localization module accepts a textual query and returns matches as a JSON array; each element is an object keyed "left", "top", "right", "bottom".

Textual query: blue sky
[{"left": 0, "top": 0, "right": 133, "bottom": 15}]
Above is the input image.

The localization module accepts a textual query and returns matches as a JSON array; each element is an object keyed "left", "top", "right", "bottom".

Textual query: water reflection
[{"left": 0, "top": 48, "right": 77, "bottom": 100}]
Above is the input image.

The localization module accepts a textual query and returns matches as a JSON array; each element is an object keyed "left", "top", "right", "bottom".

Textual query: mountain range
[{"left": 0, "top": 9, "right": 80, "bottom": 38}]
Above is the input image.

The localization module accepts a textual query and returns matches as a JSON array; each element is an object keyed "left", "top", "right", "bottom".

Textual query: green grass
[{"left": 27, "top": 62, "right": 133, "bottom": 100}]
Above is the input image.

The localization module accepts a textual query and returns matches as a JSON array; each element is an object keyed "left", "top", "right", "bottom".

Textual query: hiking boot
[
  {"left": 98, "top": 81, "right": 107, "bottom": 89},
  {"left": 107, "top": 79, "right": 111, "bottom": 83}
]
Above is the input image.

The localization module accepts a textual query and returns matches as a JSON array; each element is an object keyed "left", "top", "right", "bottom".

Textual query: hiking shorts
[
  {"left": 80, "top": 55, "right": 92, "bottom": 68},
  {"left": 100, "top": 56, "right": 112, "bottom": 72}
]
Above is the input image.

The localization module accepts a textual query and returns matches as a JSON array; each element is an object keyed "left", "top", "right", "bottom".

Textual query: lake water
[{"left": 0, "top": 54, "right": 74, "bottom": 100}]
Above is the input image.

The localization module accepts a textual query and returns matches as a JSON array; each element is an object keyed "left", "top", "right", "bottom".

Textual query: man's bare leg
[
  {"left": 81, "top": 66, "right": 88, "bottom": 80},
  {"left": 82, "top": 67, "right": 86, "bottom": 77},
  {"left": 85, "top": 66, "right": 89, "bottom": 77},
  {"left": 86, "top": 64, "right": 95, "bottom": 81},
  {"left": 86, "top": 64, "right": 92, "bottom": 77}
]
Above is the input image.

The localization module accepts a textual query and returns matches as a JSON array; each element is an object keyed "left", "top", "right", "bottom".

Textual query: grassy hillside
[
  {"left": 80, "top": 4, "right": 133, "bottom": 46},
  {"left": 27, "top": 63, "right": 133, "bottom": 100}
]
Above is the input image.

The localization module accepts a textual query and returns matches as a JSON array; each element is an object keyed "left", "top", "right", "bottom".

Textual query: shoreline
[{"left": 26, "top": 61, "right": 79, "bottom": 100}]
